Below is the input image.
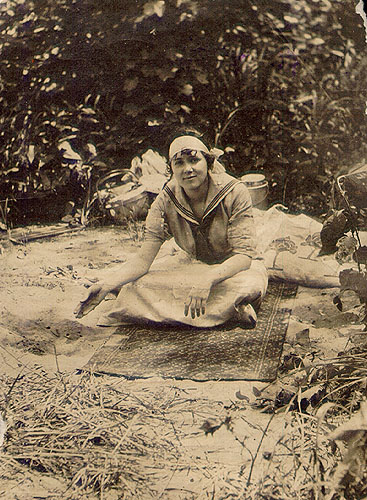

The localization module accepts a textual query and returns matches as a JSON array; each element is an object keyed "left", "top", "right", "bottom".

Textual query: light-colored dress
[{"left": 98, "top": 171, "right": 268, "bottom": 327}]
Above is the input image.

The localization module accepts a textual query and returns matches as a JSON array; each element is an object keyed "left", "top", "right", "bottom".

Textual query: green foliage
[{"left": 1, "top": 0, "right": 367, "bottom": 221}]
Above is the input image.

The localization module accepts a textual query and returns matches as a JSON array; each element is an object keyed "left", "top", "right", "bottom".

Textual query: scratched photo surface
[{"left": 1, "top": 1, "right": 367, "bottom": 499}]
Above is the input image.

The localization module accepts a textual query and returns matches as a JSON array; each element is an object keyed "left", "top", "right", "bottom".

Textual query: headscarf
[{"left": 168, "top": 135, "right": 225, "bottom": 173}]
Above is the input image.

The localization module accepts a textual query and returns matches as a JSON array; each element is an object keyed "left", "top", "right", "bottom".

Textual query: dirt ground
[{"left": 0, "top": 225, "right": 364, "bottom": 499}]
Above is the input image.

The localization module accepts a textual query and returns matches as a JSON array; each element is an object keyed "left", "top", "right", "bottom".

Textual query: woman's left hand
[{"left": 184, "top": 277, "right": 213, "bottom": 319}]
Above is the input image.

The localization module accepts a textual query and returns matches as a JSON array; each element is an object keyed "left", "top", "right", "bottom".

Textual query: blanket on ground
[{"left": 86, "top": 281, "right": 297, "bottom": 382}]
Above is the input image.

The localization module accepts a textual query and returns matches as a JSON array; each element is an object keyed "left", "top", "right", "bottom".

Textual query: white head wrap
[{"left": 168, "top": 135, "right": 225, "bottom": 173}]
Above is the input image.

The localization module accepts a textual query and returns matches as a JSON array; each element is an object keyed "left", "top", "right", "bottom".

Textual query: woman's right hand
[
  {"left": 74, "top": 283, "right": 113, "bottom": 318},
  {"left": 74, "top": 241, "right": 162, "bottom": 320}
]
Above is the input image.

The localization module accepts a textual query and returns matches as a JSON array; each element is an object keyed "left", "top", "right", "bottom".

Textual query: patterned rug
[{"left": 84, "top": 281, "right": 298, "bottom": 382}]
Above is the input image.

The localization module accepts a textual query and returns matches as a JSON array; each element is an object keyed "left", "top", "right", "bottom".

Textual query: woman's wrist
[
  {"left": 206, "top": 254, "right": 252, "bottom": 286},
  {"left": 204, "top": 268, "right": 218, "bottom": 287},
  {"left": 102, "top": 280, "right": 123, "bottom": 293}
]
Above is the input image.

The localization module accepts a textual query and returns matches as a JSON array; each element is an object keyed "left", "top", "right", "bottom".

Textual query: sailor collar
[{"left": 163, "top": 172, "right": 239, "bottom": 225}]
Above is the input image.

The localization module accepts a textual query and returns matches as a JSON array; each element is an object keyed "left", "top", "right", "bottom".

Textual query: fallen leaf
[
  {"left": 235, "top": 390, "right": 249, "bottom": 402},
  {"left": 296, "top": 328, "right": 311, "bottom": 346},
  {"left": 201, "top": 420, "right": 221, "bottom": 436},
  {"left": 329, "top": 401, "right": 367, "bottom": 442},
  {"left": 333, "top": 295, "right": 343, "bottom": 311},
  {"left": 252, "top": 386, "right": 262, "bottom": 397},
  {"left": 316, "top": 402, "right": 335, "bottom": 422},
  {"left": 300, "top": 384, "right": 325, "bottom": 407}
]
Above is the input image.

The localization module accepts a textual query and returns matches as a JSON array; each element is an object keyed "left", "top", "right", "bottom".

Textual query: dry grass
[
  {"left": 0, "top": 367, "right": 226, "bottom": 499},
  {"left": 0, "top": 351, "right": 366, "bottom": 499}
]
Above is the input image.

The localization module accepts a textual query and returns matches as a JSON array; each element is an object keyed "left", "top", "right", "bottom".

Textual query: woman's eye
[
  {"left": 188, "top": 157, "right": 199, "bottom": 164},
  {"left": 172, "top": 160, "right": 183, "bottom": 167}
]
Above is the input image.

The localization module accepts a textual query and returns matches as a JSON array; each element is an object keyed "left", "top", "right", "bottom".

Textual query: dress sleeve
[
  {"left": 144, "top": 192, "right": 171, "bottom": 244},
  {"left": 226, "top": 182, "right": 257, "bottom": 258}
]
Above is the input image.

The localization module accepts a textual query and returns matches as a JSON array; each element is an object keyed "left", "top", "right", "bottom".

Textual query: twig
[
  {"left": 246, "top": 412, "right": 275, "bottom": 486},
  {"left": 53, "top": 345, "right": 67, "bottom": 393},
  {"left": 0, "top": 344, "right": 35, "bottom": 374},
  {"left": 3, "top": 372, "right": 23, "bottom": 417}
]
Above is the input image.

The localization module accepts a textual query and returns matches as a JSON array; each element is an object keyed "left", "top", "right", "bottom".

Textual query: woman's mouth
[{"left": 184, "top": 175, "right": 196, "bottom": 180}]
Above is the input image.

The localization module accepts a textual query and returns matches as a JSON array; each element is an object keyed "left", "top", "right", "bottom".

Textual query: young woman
[{"left": 75, "top": 130, "right": 268, "bottom": 328}]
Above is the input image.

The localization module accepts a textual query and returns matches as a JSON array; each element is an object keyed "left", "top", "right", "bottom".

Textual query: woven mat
[{"left": 84, "top": 281, "right": 298, "bottom": 382}]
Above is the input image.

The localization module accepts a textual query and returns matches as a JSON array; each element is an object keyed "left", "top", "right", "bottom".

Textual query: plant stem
[{"left": 246, "top": 412, "right": 275, "bottom": 486}]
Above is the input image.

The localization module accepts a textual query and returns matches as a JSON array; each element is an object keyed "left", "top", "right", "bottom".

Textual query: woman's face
[{"left": 170, "top": 150, "right": 209, "bottom": 191}]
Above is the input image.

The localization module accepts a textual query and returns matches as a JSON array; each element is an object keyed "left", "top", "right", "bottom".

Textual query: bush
[{"left": 1, "top": 0, "right": 366, "bottom": 222}]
